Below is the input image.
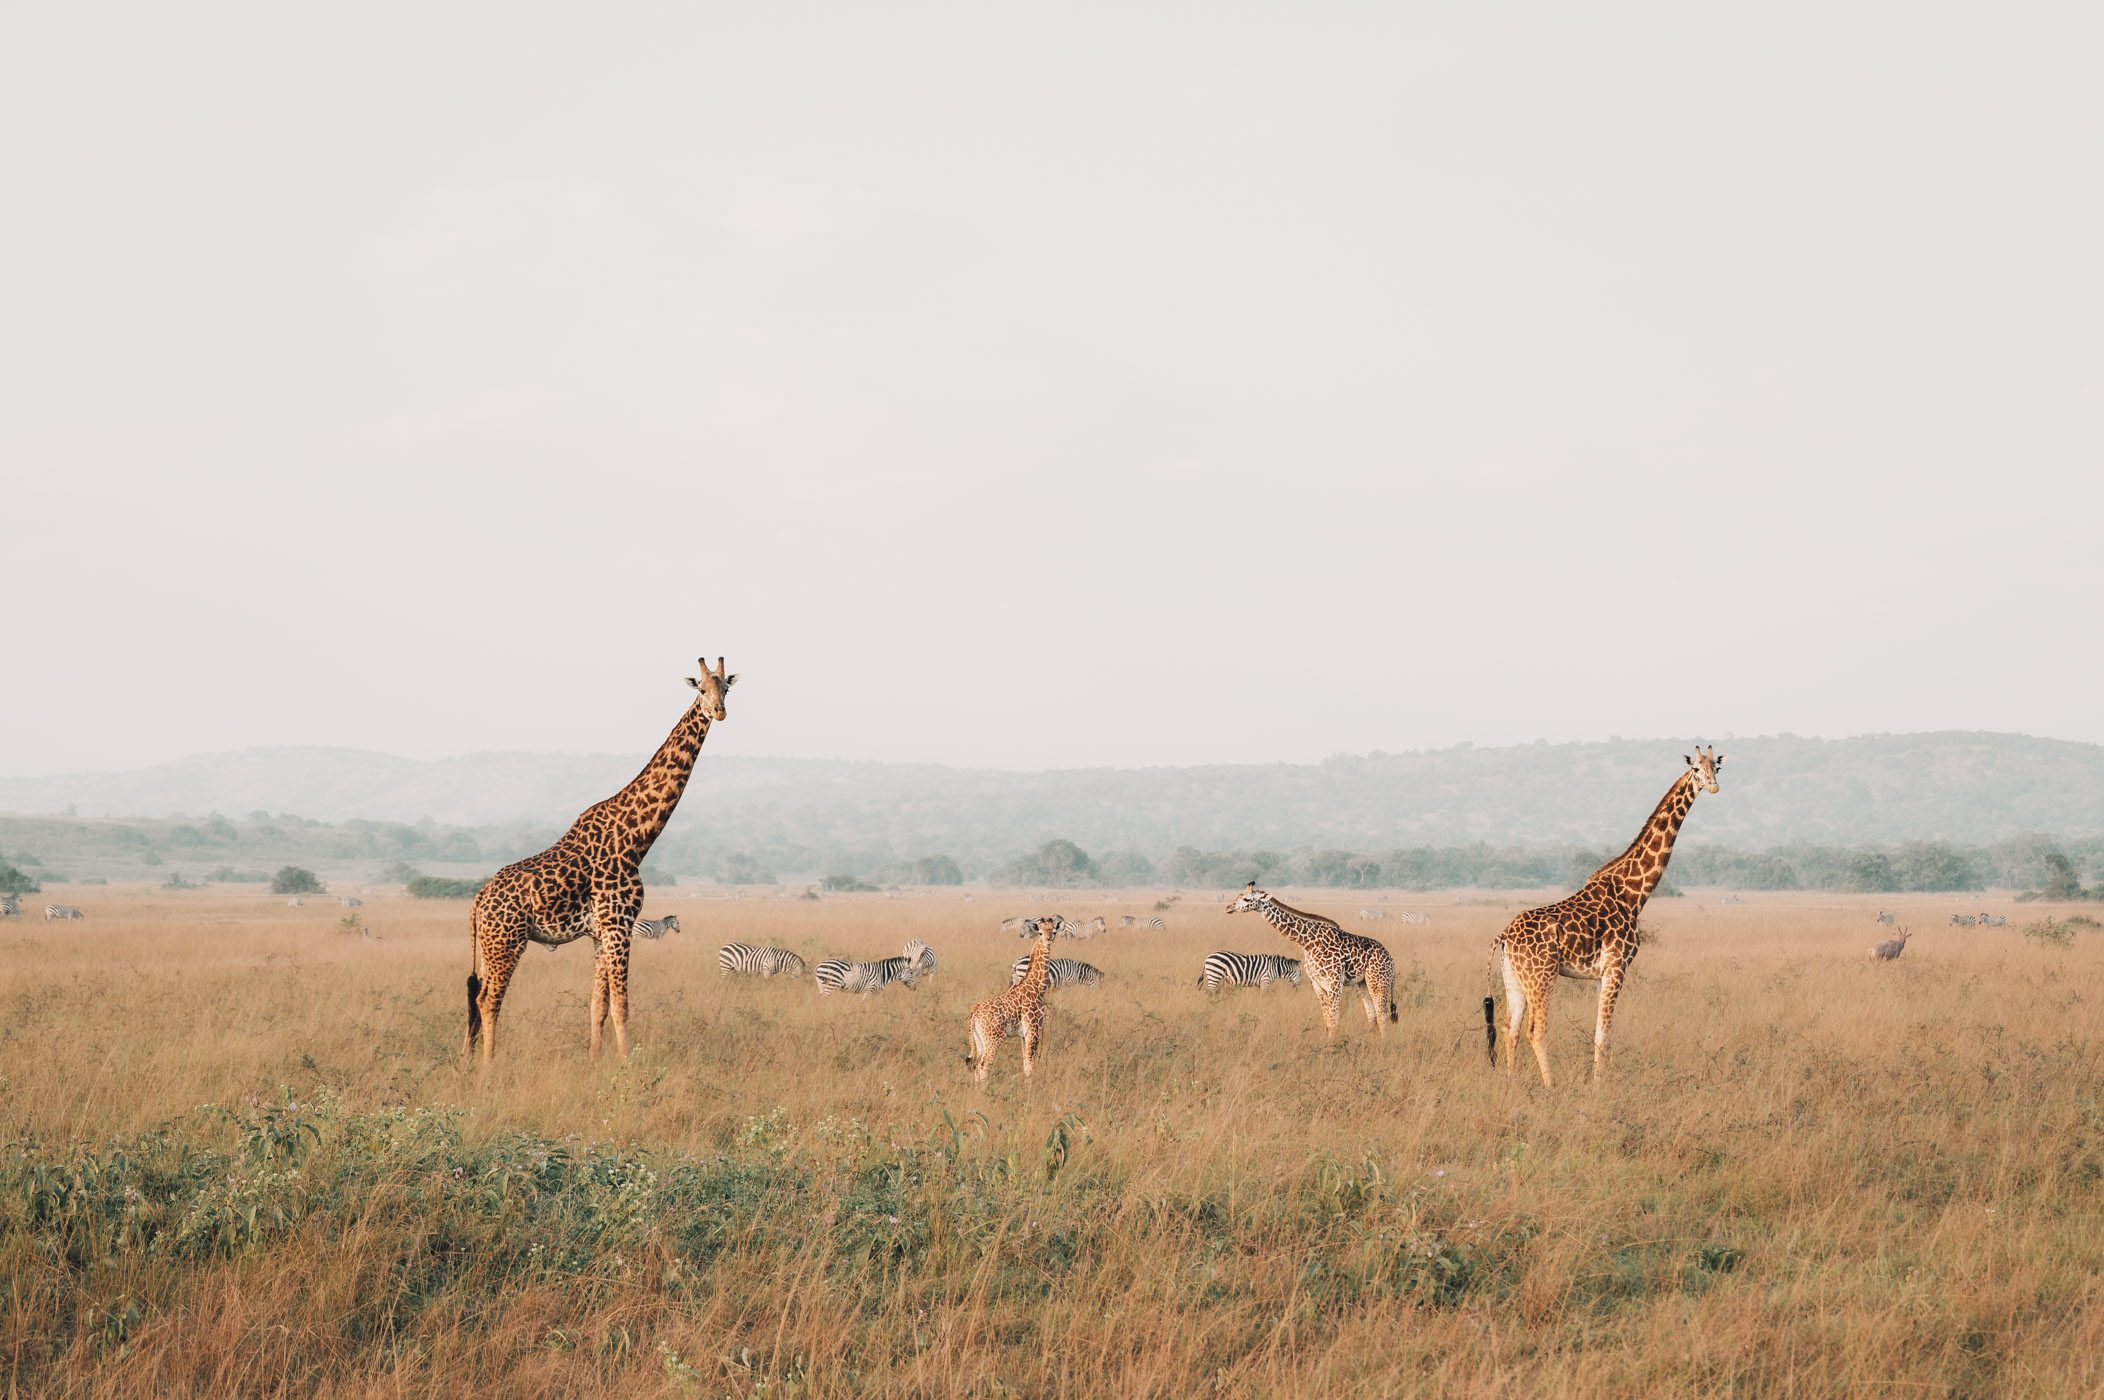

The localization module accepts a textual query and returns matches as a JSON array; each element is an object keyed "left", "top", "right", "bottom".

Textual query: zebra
[
  {"left": 340, "top": 896, "right": 363, "bottom": 909},
  {"left": 1358, "top": 908, "right": 1389, "bottom": 921},
  {"left": 998, "top": 915, "right": 1038, "bottom": 937},
  {"left": 287, "top": 897, "right": 304, "bottom": 908},
  {"left": 1949, "top": 913, "right": 1978, "bottom": 927},
  {"left": 1979, "top": 913, "right": 2008, "bottom": 928},
  {"left": 44, "top": 904, "right": 85, "bottom": 921},
  {"left": 718, "top": 943, "right": 808, "bottom": 978},
  {"left": 1196, "top": 951, "right": 1302, "bottom": 992},
  {"left": 1053, "top": 916, "right": 1104, "bottom": 940},
  {"left": 1119, "top": 915, "right": 1166, "bottom": 930},
  {"left": 1009, "top": 955, "right": 1103, "bottom": 989},
  {"left": 632, "top": 914, "right": 681, "bottom": 940},
  {"left": 814, "top": 953, "right": 920, "bottom": 996},
  {"left": 908, "top": 939, "right": 936, "bottom": 977},
  {"left": 1396, "top": 911, "right": 1430, "bottom": 926},
  {"left": 1871, "top": 927, "right": 1912, "bottom": 961},
  {"left": 0, "top": 894, "right": 20, "bottom": 917},
  {"left": 1875, "top": 910, "right": 1895, "bottom": 927}
]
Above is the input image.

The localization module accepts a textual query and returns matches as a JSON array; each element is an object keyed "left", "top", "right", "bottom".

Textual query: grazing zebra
[
  {"left": 998, "top": 915, "right": 1038, "bottom": 937},
  {"left": 1949, "top": 913, "right": 1978, "bottom": 927},
  {"left": 632, "top": 914, "right": 681, "bottom": 940},
  {"left": 1009, "top": 954, "right": 1103, "bottom": 989},
  {"left": 1196, "top": 951, "right": 1303, "bottom": 993},
  {"left": 718, "top": 943, "right": 808, "bottom": 978},
  {"left": 814, "top": 954, "right": 920, "bottom": 997},
  {"left": 44, "top": 905, "right": 84, "bottom": 921},
  {"left": 1875, "top": 910, "right": 1895, "bottom": 927},
  {"left": 1358, "top": 908, "right": 1389, "bottom": 921},
  {"left": 0, "top": 894, "right": 20, "bottom": 917},
  {"left": 1978, "top": 913, "right": 2007, "bottom": 928},
  {"left": 1396, "top": 911, "right": 1430, "bottom": 926},
  {"left": 340, "top": 896, "right": 363, "bottom": 909},
  {"left": 1119, "top": 915, "right": 1166, "bottom": 930},
  {"left": 1871, "top": 926, "right": 1912, "bottom": 961}
]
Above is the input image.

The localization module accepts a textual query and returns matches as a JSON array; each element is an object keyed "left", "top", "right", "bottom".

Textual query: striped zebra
[
  {"left": 0, "top": 894, "right": 20, "bottom": 917},
  {"left": 908, "top": 939, "right": 936, "bottom": 977},
  {"left": 632, "top": 914, "right": 681, "bottom": 940},
  {"left": 1009, "top": 955, "right": 1103, "bottom": 989},
  {"left": 1358, "top": 908, "right": 1389, "bottom": 921},
  {"left": 1396, "top": 911, "right": 1430, "bottom": 926},
  {"left": 1979, "top": 913, "right": 2007, "bottom": 928},
  {"left": 1949, "top": 913, "right": 1978, "bottom": 927},
  {"left": 287, "top": 897, "right": 304, "bottom": 908},
  {"left": 45, "top": 904, "right": 85, "bottom": 921},
  {"left": 1196, "top": 951, "right": 1302, "bottom": 992},
  {"left": 340, "top": 896, "right": 363, "bottom": 909},
  {"left": 1119, "top": 915, "right": 1166, "bottom": 930},
  {"left": 718, "top": 943, "right": 808, "bottom": 978},
  {"left": 814, "top": 952, "right": 920, "bottom": 996},
  {"left": 1875, "top": 910, "right": 1895, "bottom": 927}
]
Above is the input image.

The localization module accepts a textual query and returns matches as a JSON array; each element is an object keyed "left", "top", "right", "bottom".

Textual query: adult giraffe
[
  {"left": 1486, "top": 746, "right": 1723, "bottom": 1086},
  {"left": 465, "top": 656, "right": 736, "bottom": 1062}
]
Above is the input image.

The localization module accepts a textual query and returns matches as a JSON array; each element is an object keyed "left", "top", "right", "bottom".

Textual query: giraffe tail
[
  {"left": 1482, "top": 995, "right": 1496, "bottom": 1067},
  {"left": 466, "top": 969, "right": 483, "bottom": 1050}
]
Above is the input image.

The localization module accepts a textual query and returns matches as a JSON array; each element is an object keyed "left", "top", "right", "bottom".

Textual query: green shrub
[
  {"left": 270, "top": 866, "right": 324, "bottom": 896},
  {"left": 406, "top": 876, "right": 486, "bottom": 899}
]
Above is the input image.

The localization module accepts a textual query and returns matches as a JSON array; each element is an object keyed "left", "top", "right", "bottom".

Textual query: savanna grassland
[{"left": 3, "top": 887, "right": 2101, "bottom": 1397}]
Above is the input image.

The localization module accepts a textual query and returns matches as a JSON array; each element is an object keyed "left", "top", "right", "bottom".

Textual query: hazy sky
[{"left": 4, "top": 4, "right": 2100, "bottom": 776}]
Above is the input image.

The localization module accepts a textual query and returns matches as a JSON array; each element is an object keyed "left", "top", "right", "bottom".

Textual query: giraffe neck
[
  {"left": 1585, "top": 771, "right": 1701, "bottom": 912},
  {"left": 1256, "top": 899, "right": 1335, "bottom": 953},
  {"left": 1019, "top": 931, "right": 1054, "bottom": 995},
  {"left": 585, "top": 702, "right": 714, "bottom": 866}
]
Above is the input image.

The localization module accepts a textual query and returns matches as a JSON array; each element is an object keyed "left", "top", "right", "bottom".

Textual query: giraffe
[
  {"left": 464, "top": 656, "right": 736, "bottom": 1062},
  {"left": 1223, "top": 884, "right": 1398, "bottom": 1040},
  {"left": 966, "top": 916, "right": 1060, "bottom": 1081},
  {"left": 1485, "top": 746, "right": 1723, "bottom": 1086}
]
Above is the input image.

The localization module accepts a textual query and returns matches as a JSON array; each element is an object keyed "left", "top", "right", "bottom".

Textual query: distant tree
[
  {"left": 407, "top": 875, "right": 486, "bottom": 899},
  {"left": 270, "top": 866, "right": 324, "bottom": 896},
  {"left": 1088, "top": 849, "right": 1155, "bottom": 885},
  {"left": 715, "top": 852, "right": 774, "bottom": 886},
  {"left": 820, "top": 873, "right": 877, "bottom": 893},
  {"left": 903, "top": 855, "right": 964, "bottom": 886},
  {"left": 1565, "top": 850, "right": 1607, "bottom": 887},
  {"left": 994, "top": 839, "right": 1097, "bottom": 887},
  {"left": 0, "top": 862, "right": 41, "bottom": 896},
  {"left": 1892, "top": 841, "right": 1980, "bottom": 893},
  {"left": 2041, "top": 850, "right": 2087, "bottom": 900},
  {"left": 1831, "top": 851, "right": 1897, "bottom": 893},
  {"left": 381, "top": 861, "right": 423, "bottom": 885}
]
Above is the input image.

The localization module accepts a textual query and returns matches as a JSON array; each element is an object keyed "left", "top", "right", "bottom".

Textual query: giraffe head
[
  {"left": 685, "top": 656, "right": 738, "bottom": 721},
  {"left": 1034, "top": 915, "right": 1061, "bottom": 941},
  {"left": 1682, "top": 745, "right": 1725, "bottom": 795},
  {"left": 1224, "top": 882, "right": 1272, "bottom": 916}
]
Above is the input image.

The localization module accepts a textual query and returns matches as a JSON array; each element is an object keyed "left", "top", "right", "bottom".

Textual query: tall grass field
[{"left": 3, "top": 887, "right": 2100, "bottom": 1396}]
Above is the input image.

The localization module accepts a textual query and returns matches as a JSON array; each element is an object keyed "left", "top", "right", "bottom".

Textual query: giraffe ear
[
  {"left": 686, "top": 677, "right": 701, "bottom": 690},
  {"left": 1683, "top": 754, "right": 1694, "bottom": 767},
  {"left": 724, "top": 674, "right": 738, "bottom": 688},
  {"left": 1713, "top": 753, "right": 1726, "bottom": 768}
]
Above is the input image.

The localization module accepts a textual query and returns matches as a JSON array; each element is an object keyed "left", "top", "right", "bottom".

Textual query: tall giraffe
[
  {"left": 1224, "top": 884, "right": 1398, "bottom": 1040},
  {"left": 464, "top": 656, "right": 736, "bottom": 1062},
  {"left": 1485, "top": 746, "right": 1723, "bottom": 1086},
  {"left": 966, "top": 916, "right": 1060, "bottom": 1081}
]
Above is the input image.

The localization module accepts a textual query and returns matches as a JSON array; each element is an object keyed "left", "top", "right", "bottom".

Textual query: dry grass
[{"left": 3, "top": 885, "right": 2101, "bottom": 1397}]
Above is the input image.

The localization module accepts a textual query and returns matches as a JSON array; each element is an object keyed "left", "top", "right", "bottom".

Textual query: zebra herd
[
  {"left": 814, "top": 940, "right": 934, "bottom": 996},
  {"left": 1948, "top": 912, "right": 2008, "bottom": 928}
]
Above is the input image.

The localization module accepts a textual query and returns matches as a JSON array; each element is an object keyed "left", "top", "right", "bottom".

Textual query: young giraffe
[
  {"left": 464, "top": 656, "right": 736, "bottom": 1063},
  {"left": 1224, "top": 884, "right": 1399, "bottom": 1040},
  {"left": 965, "top": 916, "right": 1060, "bottom": 1082},
  {"left": 1485, "top": 746, "right": 1723, "bottom": 1086}
]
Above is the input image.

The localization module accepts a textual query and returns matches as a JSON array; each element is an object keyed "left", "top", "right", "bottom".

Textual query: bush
[
  {"left": 270, "top": 866, "right": 324, "bottom": 896},
  {"left": 0, "top": 862, "right": 41, "bottom": 896},
  {"left": 406, "top": 876, "right": 486, "bottom": 899},
  {"left": 820, "top": 873, "right": 877, "bottom": 893}
]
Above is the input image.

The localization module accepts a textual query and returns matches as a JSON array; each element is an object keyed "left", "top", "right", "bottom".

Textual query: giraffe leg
[
  {"left": 589, "top": 951, "right": 610, "bottom": 1059},
  {"left": 1592, "top": 966, "right": 1626, "bottom": 1080},
  {"left": 603, "top": 939, "right": 633, "bottom": 1059},
  {"left": 1499, "top": 954, "right": 1527, "bottom": 1075},
  {"left": 1317, "top": 985, "right": 1342, "bottom": 1041},
  {"left": 473, "top": 942, "right": 523, "bottom": 1065},
  {"left": 1525, "top": 974, "right": 1554, "bottom": 1088},
  {"left": 1021, "top": 1018, "right": 1040, "bottom": 1077}
]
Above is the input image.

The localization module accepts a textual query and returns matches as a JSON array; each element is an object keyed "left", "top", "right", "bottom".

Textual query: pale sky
[{"left": 4, "top": 4, "right": 2100, "bottom": 776}]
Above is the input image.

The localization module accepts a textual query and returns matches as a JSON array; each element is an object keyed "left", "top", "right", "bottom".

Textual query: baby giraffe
[{"left": 967, "top": 915, "right": 1060, "bottom": 1082}]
